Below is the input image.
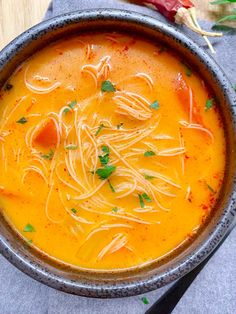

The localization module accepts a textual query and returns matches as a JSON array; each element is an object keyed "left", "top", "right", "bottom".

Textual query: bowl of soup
[{"left": 0, "top": 9, "right": 235, "bottom": 297}]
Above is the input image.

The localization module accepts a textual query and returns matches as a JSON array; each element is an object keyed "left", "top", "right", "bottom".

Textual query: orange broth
[{"left": 0, "top": 33, "right": 225, "bottom": 270}]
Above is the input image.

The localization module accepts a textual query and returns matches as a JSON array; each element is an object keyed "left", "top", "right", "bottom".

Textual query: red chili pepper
[
  {"left": 135, "top": 0, "right": 223, "bottom": 53},
  {"left": 140, "top": 0, "right": 193, "bottom": 22}
]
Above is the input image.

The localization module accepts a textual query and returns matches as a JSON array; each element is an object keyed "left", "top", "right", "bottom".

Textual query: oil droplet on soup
[{"left": 0, "top": 33, "right": 225, "bottom": 270}]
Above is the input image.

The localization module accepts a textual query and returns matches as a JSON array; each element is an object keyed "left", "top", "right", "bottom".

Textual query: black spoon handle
[{"left": 146, "top": 222, "right": 236, "bottom": 314}]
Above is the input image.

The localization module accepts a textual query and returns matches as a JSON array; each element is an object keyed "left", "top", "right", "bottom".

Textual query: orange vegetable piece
[
  {"left": 34, "top": 118, "right": 59, "bottom": 147},
  {"left": 175, "top": 73, "right": 203, "bottom": 125}
]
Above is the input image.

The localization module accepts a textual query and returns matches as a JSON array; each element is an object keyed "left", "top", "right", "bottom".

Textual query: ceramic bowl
[{"left": 0, "top": 9, "right": 235, "bottom": 298}]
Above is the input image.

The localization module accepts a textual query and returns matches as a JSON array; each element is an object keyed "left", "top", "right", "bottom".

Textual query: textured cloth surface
[{"left": 1, "top": 1, "right": 236, "bottom": 313}]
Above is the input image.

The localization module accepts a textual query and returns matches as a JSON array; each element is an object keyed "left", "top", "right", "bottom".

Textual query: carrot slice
[
  {"left": 34, "top": 118, "right": 59, "bottom": 148},
  {"left": 175, "top": 73, "right": 203, "bottom": 125}
]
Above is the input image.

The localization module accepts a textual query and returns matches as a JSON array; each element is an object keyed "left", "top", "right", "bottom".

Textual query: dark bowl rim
[{"left": 0, "top": 8, "right": 236, "bottom": 298}]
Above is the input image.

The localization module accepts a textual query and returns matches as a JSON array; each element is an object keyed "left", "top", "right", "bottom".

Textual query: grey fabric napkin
[{"left": 0, "top": 1, "right": 236, "bottom": 314}]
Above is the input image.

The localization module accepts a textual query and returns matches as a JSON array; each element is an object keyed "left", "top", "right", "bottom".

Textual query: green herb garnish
[
  {"left": 144, "top": 151, "right": 156, "bottom": 157},
  {"left": 95, "top": 123, "right": 105, "bottom": 136},
  {"left": 142, "top": 193, "right": 152, "bottom": 203},
  {"left": 117, "top": 122, "right": 124, "bottom": 129},
  {"left": 101, "top": 80, "right": 116, "bottom": 92},
  {"left": 4, "top": 83, "right": 13, "bottom": 91},
  {"left": 63, "top": 100, "right": 77, "bottom": 113},
  {"left": 233, "top": 84, "right": 236, "bottom": 91},
  {"left": 144, "top": 174, "right": 156, "bottom": 180},
  {"left": 138, "top": 194, "right": 145, "bottom": 208},
  {"left": 141, "top": 296, "right": 149, "bottom": 305},
  {"left": 99, "top": 154, "right": 109, "bottom": 165},
  {"left": 112, "top": 207, "right": 119, "bottom": 213},
  {"left": 211, "top": 0, "right": 236, "bottom": 4},
  {"left": 41, "top": 149, "right": 54, "bottom": 160},
  {"left": 23, "top": 224, "right": 35, "bottom": 232},
  {"left": 17, "top": 117, "right": 28, "bottom": 124},
  {"left": 205, "top": 98, "right": 214, "bottom": 111},
  {"left": 27, "top": 239, "right": 33, "bottom": 244},
  {"left": 99, "top": 146, "right": 110, "bottom": 165},
  {"left": 207, "top": 184, "right": 216, "bottom": 194},
  {"left": 211, "top": 2, "right": 236, "bottom": 31},
  {"left": 71, "top": 208, "right": 77, "bottom": 214},
  {"left": 96, "top": 165, "right": 116, "bottom": 180},
  {"left": 65, "top": 144, "right": 78, "bottom": 150},
  {"left": 185, "top": 66, "right": 192, "bottom": 77},
  {"left": 108, "top": 179, "right": 115, "bottom": 193},
  {"left": 150, "top": 100, "right": 160, "bottom": 110},
  {"left": 102, "top": 145, "right": 109, "bottom": 154}
]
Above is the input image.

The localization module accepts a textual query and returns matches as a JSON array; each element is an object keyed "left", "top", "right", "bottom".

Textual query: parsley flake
[
  {"left": 112, "top": 207, "right": 119, "bottom": 213},
  {"left": 150, "top": 100, "right": 160, "bottom": 110},
  {"left": 71, "top": 208, "right": 77, "bottom": 214},
  {"left": 144, "top": 151, "right": 156, "bottom": 157},
  {"left": 23, "top": 224, "right": 35, "bottom": 232},
  {"left": 4, "top": 83, "right": 13, "bottom": 91},
  {"left": 142, "top": 193, "right": 152, "bottom": 202},
  {"left": 95, "top": 124, "right": 105, "bottom": 136},
  {"left": 96, "top": 165, "right": 116, "bottom": 180},
  {"left": 41, "top": 149, "right": 54, "bottom": 160},
  {"left": 99, "top": 153, "right": 109, "bottom": 165},
  {"left": 138, "top": 194, "right": 145, "bottom": 208},
  {"left": 17, "top": 117, "right": 28, "bottom": 124},
  {"left": 207, "top": 184, "right": 216, "bottom": 194},
  {"left": 205, "top": 98, "right": 214, "bottom": 111},
  {"left": 108, "top": 179, "right": 115, "bottom": 193},
  {"left": 101, "top": 80, "right": 116, "bottom": 92},
  {"left": 63, "top": 100, "right": 77, "bottom": 113},
  {"left": 102, "top": 146, "right": 109, "bottom": 154},
  {"left": 233, "top": 84, "right": 236, "bottom": 92},
  {"left": 141, "top": 296, "right": 149, "bottom": 305},
  {"left": 65, "top": 144, "right": 78, "bottom": 150},
  {"left": 144, "top": 174, "right": 156, "bottom": 180}
]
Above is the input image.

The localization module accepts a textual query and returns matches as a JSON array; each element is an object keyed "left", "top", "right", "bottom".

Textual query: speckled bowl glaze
[{"left": 0, "top": 9, "right": 236, "bottom": 298}]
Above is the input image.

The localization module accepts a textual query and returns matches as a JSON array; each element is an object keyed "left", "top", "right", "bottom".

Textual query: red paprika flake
[{"left": 135, "top": 0, "right": 223, "bottom": 53}]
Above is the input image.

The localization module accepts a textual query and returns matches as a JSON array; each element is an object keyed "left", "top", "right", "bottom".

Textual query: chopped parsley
[
  {"left": 233, "top": 84, "right": 236, "bottom": 92},
  {"left": 138, "top": 193, "right": 152, "bottom": 208},
  {"left": 41, "top": 149, "right": 54, "bottom": 160},
  {"left": 141, "top": 296, "right": 149, "bottom": 305},
  {"left": 112, "top": 207, "right": 119, "bottom": 213},
  {"left": 99, "top": 154, "right": 109, "bottom": 165},
  {"left": 108, "top": 179, "right": 115, "bottom": 193},
  {"left": 181, "top": 62, "right": 192, "bottom": 77},
  {"left": 99, "top": 146, "right": 110, "bottom": 165},
  {"left": 71, "top": 208, "right": 77, "bottom": 214},
  {"left": 207, "top": 184, "right": 216, "bottom": 194},
  {"left": 117, "top": 122, "right": 124, "bottom": 129},
  {"left": 144, "top": 151, "right": 156, "bottom": 157},
  {"left": 144, "top": 174, "right": 156, "bottom": 180},
  {"left": 150, "top": 100, "right": 159, "bottom": 110},
  {"left": 205, "top": 98, "right": 214, "bottom": 111},
  {"left": 95, "top": 123, "right": 105, "bottom": 136},
  {"left": 138, "top": 194, "right": 145, "bottom": 208},
  {"left": 27, "top": 239, "right": 33, "bottom": 244},
  {"left": 23, "top": 224, "right": 35, "bottom": 232},
  {"left": 96, "top": 165, "right": 116, "bottom": 180},
  {"left": 102, "top": 145, "right": 109, "bottom": 154},
  {"left": 142, "top": 193, "right": 152, "bottom": 202},
  {"left": 4, "top": 83, "right": 13, "bottom": 91},
  {"left": 16, "top": 117, "right": 28, "bottom": 124},
  {"left": 65, "top": 144, "right": 78, "bottom": 150},
  {"left": 101, "top": 80, "right": 116, "bottom": 92},
  {"left": 63, "top": 100, "right": 77, "bottom": 113}
]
